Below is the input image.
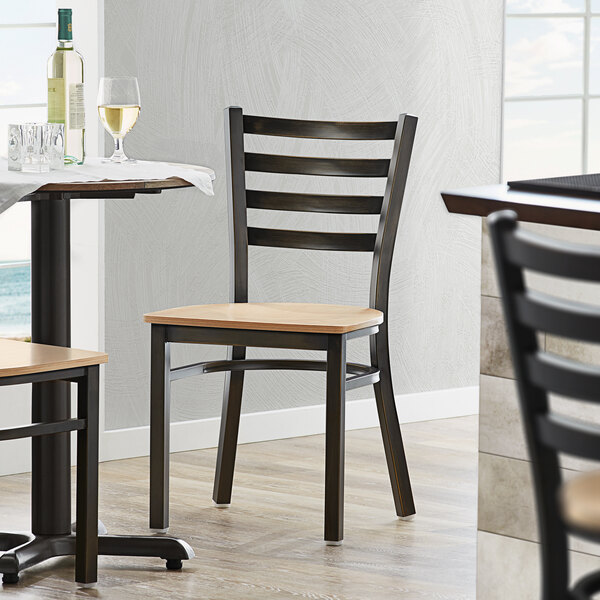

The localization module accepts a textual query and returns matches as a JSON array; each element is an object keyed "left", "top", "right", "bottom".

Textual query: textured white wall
[{"left": 103, "top": 0, "right": 502, "bottom": 430}]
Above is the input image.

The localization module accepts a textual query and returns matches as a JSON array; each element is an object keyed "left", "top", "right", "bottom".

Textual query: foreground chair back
[
  {"left": 489, "top": 209, "right": 600, "bottom": 600},
  {"left": 145, "top": 107, "right": 417, "bottom": 544},
  {"left": 0, "top": 338, "right": 106, "bottom": 585}
]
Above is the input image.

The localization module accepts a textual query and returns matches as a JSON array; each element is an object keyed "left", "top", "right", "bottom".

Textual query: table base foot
[{"left": 0, "top": 531, "right": 194, "bottom": 581}]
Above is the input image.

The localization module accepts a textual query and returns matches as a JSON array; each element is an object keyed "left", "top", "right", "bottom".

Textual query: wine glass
[{"left": 97, "top": 76, "right": 141, "bottom": 163}]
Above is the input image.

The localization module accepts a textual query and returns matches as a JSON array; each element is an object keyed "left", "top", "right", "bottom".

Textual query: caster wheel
[
  {"left": 166, "top": 559, "right": 183, "bottom": 571},
  {"left": 2, "top": 573, "right": 19, "bottom": 584}
]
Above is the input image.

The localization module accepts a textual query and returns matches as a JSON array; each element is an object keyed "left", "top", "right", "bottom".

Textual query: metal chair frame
[
  {"left": 149, "top": 107, "right": 418, "bottom": 543},
  {"left": 0, "top": 364, "right": 99, "bottom": 585}
]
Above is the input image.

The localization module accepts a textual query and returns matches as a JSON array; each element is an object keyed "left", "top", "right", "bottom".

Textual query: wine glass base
[{"left": 101, "top": 157, "right": 137, "bottom": 164}]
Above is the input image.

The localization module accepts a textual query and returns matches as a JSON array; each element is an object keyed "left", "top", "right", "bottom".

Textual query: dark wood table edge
[{"left": 441, "top": 187, "right": 600, "bottom": 232}]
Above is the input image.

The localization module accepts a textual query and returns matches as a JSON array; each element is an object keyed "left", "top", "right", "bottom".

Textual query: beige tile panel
[
  {"left": 546, "top": 335, "right": 600, "bottom": 366},
  {"left": 477, "top": 530, "right": 600, "bottom": 600},
  {"left": 480, "top": 296, "right": 514, "bottom": 379},
  {"left": 479, "top": 375, "right": 600, "bottom": 471},
  {"left": 478, "top": 453, "right": 600, "bottom": 556},
  {"left": 479, "top": 374, "right": 527, "bottom": 461},
  {"left": 481, "top": 220, "right": 499, "bottom": 299}
]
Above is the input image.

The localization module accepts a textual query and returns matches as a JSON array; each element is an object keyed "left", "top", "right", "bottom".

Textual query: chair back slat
[
  {"left": 526, "top": 352, "right": 600, "bottom": 402},
  {"left": 244, "top": 153, "right": 391, "bottom": 177},
  {"left": 536, "top": 414, "right": 600, "bottom": 461},
  {"left": 515, "top": 291, "right": 600, "bottom": 343},
  {"left": 243, "top": 115, "right": 397, "bottom": 140},
  {"left": 246, "top": 190, "right": 383, "bottom": 214},
  {"left": 506, "top": 228, "right": 600, "bottom": 282},
  {"left": 247, "top": 227, "right": 376, "bottom": 252}
]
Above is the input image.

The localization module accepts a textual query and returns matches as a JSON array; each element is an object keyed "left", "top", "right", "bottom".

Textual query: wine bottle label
[
  {"left": 48, "top": 78, "right": 65, "bottom": 123},
  {"left": 69, "top": 83, "right": 85, "bottom": 130}
]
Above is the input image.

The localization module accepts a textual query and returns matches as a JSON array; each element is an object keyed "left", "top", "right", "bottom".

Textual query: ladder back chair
[
  {"left": 0, "top": 338, "right": 106, "bottom": 585},
  {"left": 489, "top": 209, "right": 600, "bottom": 600},
  {"left": 145, "top": 106, "right": 418, "bottom": 544}
]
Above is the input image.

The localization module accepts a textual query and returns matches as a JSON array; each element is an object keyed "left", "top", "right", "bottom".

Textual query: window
[
  {"left": 503, "top": 0, "right": 600, "bottom": 180},
  {"left": 0, "top": 2, "right": 56, "bottom": 337}
]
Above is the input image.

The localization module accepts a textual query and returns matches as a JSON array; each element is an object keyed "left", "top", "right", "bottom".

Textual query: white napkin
[{"left": 0, "top": 157, "right": 215, "bottom": 214}]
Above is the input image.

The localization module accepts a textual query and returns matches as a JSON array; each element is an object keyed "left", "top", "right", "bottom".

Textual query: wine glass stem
[{"left": 112, "top": 136, "right": 126, "bottom": 160}]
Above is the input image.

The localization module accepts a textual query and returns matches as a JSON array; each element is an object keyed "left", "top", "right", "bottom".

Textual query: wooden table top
[
  {"left": 441, "top": 184, "right": 600, "bottom": 231},
  {"left": 32, "top": 163, "right": 215, "bottom": 194},
  {"left": 36, "top": 176, "right": 193, "bottom": 193}
]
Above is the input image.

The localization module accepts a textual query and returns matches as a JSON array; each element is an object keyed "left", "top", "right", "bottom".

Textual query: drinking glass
[
  {"left": 7, "top": 123, "right": 64, "bottom": 172},
  {"left": 97, "top": 77, "right": 141, "bottom": 163}
]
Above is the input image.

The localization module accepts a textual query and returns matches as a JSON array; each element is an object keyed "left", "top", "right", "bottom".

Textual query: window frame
[{"left": 504, "top": 1, "right": 600, "bottom": 177}]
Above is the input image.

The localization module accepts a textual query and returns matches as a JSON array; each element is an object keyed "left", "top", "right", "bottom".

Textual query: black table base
[
  {"left": 0, "top": 532, "right": 193, "bottom": 583},
  {"left": 0, "top": 191, "right": 193, "bottom": 583}
]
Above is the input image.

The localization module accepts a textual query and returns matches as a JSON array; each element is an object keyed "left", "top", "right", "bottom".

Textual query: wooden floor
[{"left": 0, "top": 415, "right": 477, "bottom": 599}]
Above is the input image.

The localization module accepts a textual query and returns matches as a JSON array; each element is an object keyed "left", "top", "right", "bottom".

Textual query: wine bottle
[{"left": 47, "top": 8, "right": 85, "bottom": 165}]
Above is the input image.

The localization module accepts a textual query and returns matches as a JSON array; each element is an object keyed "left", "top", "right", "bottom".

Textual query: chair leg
[
  {"left": 76, "top": 366, "right": 99, "bottom": 585},
  {"left": 213, "top": 346, "right": 246, "bottom": 506},
  {"left": 325, "top": 334, "right": 346, "bottom": 544},
  {"left": 535, "top": 451, "right": 570, "bottom": 600},
  {"left": 370, "top": 329, "right": 415, "bottom": 518},
  {"left": 150, "top": 325, "right": 171, "bottom": 531}
]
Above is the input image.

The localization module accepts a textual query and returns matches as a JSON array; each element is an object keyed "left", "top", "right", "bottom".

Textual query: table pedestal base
[{"left": 0, "top": 531, "right": 194, "bottom": 583}]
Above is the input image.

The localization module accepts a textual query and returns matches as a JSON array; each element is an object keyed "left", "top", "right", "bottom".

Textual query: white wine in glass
[{"left": 97, "top": 77, "right": 140, "bottom": 163}]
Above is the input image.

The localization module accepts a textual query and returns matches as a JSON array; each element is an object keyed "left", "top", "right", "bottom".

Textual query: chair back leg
[
  {"left": 75, "top": 365, "right": 99, "bottom": 585},
  {"left": 325, "top": 334, "right": 346, "bottom": 544},
  {"left": 213, "top": 346, "right": 246, "bottom": 505},
  {"left": 370, "top": 328, "right": 415, "bottom": 517}
]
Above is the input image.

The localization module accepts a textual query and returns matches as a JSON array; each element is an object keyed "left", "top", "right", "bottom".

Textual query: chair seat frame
[{"left": 0, "top": 364, "right": 99, "bottom": 585}]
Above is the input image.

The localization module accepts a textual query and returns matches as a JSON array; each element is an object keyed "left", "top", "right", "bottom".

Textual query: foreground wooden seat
[
  {"left": 0, "top": 338, "right": 107, "bottom": 585},
  {"left": 146, "top": 107, "right": 418, "bottom": 545},
  {"left": 561, "top": 471, "right": 600, "bottom": 534},
  {"left": 145, "top": 303, "right": 383, "bottom": 333},
  {"left": 0, "top": 338, "right": 107, "bottom": 377}
]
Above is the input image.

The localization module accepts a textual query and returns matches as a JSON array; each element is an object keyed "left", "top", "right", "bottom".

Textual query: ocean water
[{"left": 0, "top": 261, "right": 31, "bottom": 337}]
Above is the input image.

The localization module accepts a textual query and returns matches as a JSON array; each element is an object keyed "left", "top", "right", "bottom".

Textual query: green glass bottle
[{"left": 47, "top": 8, "right": 85, "bottom": 165}]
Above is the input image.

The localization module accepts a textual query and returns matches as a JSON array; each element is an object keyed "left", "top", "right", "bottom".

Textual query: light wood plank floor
[{"left": 0, "top": 415, "right": 477, "bottom": 599}]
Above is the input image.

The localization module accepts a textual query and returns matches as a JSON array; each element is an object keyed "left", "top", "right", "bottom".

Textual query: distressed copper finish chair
[
  {"left": 0, "top": 338, "right": 106, "bottom": 585},
  {"left": 490, "top": 209, "right": 600, "bottom": 600},
  {"left": 145, "top": 107, "right": 418, "bottom": 544}
]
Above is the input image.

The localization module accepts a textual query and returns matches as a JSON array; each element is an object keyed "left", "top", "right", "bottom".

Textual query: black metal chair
[
  {"left": 489, "top": 209, "right": 600, "bottom": 600},
  {"left": 145, "top": 107, "right": 418, "bottom": 544},
  {"left": 0, "top": 338, "right": 105, "bottom": 585}
]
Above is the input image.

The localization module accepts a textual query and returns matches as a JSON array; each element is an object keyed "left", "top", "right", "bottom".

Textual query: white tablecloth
[{"left": 0, "top": 157, "right": 215, "bottom": 214}]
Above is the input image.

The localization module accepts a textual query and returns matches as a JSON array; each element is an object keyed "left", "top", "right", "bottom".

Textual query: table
[
  {"left": 0, "top": 172, "right": 214, "bottom": 581},
  {"left": 441, "top": 182, "right": 600, "bottom": 597},
  {"left": 441, "top": 183, "right": 600, "bottom": 230}
]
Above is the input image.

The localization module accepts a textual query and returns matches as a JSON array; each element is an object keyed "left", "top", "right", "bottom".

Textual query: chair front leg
[
  {"left": 325, "top": 334, "right": 346, "bottom": 545},
  {"left": 213, "top": 345, "right": 246, "bottom": 506},
  {"left": 76, "top": 365, "right": 99, "bottom": 585},
  {"left": 150, "top": 325, "right": 171, "bottom": 531},
  {"left": 370, "top": 327, "right": 415, "bottom": 518}
]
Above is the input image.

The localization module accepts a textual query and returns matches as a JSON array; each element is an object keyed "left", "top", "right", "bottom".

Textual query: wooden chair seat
[
  {"left": 561, "top": 470, "right": 600, "bottom": 533},
  {"left": 0, "top": 338, "right": 107, "bottom": 378},
  {"left": 144, "top": 302, "right": 383, "bottom": 334}
]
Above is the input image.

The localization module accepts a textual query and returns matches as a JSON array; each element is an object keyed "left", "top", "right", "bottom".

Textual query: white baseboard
[
  {"left": 99, "top": 385, "right": 478, "bottom": 463},
  {"left": 0, "top": 386, "right": 478, "bottom": 475}
]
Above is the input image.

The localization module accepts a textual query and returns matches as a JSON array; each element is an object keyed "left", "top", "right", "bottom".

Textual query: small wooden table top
[
  {"left": 441, "top": 184, "right": 600, "bottom": 231},
  {"left": 36, "top": 176, "right": 194, "bottom": 194}
]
